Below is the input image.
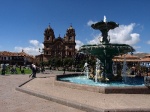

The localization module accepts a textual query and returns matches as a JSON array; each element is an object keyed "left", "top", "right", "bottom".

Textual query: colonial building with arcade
[{"left": 0, "top": 50, "right": 34, "bottom": 66}]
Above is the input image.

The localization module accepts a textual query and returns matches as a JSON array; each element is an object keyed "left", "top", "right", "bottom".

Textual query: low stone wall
[
  {"left": 55, "top": 73, "right": 150, "bottom": 94},
  {"left": 105, "top": 86, "right": 150, "bottom": 94}
]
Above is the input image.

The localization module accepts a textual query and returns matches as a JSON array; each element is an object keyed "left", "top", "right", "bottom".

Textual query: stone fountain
[
  {"left": 79, "top": 16, "right": 135, "bottom": 81},
  {"left": 55, "top": 16, "right": 150, "bottom": 94}
]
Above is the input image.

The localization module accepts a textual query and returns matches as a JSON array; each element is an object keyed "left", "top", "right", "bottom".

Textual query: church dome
[
  {"left": 68, "top": 25, "right": 74, "bottom": 30},
  {"left": 45, "top": 24, "right": 54, "bottom": 32},
  {"left": 46, "top": 24, "right": 53, "bottom": 30},
  {"left": 44, "top": 24, "right": 54, "bottom": 36},
  {"left": 47, "top": 25, "right": 52, "bottom": 29}
]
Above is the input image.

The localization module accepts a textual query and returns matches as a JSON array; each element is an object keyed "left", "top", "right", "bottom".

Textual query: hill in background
[{"left": 133, "top": 53, "right": 149, "bottom": 58}]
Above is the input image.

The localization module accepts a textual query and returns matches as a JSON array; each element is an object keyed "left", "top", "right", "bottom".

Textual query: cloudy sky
[{"left": 0, "top": 0, "right": 150, "bottom": 55}]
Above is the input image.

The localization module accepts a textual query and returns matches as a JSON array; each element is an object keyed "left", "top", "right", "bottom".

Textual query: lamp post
[{"left": 39, "top": 48, "right": 44, "bottom": 72}]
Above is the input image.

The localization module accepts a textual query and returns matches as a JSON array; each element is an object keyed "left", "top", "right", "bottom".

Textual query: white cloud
[
  {"left": 87, "top": 34, "right": 101, "bottom": 45},
  {"left": 109, "top": 23, "right": 140, "bottom": 45},
  {"left": 29, "top": 40, "right": 39, "bottom": 47},
  {"left": 87, "top": 23, "right": 140, "bottom": 46},
  {"left": 147, "top": 40, "right": 150, "bottom": 44},
  {"left": 75, "top": 40, "right": 84, "bottom": 50},
  {"left": 14, "top": 40, "right": 44, "bottom": 56}
]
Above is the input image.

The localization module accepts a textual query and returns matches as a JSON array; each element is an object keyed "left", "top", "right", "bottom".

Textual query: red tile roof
[
  {"left": 0, "top": 51, "right": 34, "bottom": 59},
  {"left": 113, "top": 54, "right": 141, "bottom": 62},
  {"left": 140, "top": 54, "right": 150, "bottom": 62}
]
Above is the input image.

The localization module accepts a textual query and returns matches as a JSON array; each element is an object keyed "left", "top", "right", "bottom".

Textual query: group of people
[
  {"left": 0, "top": 62, "right": 53, "bottom": 77},
  {"left": 29, "top": 63, "right": 55, "bottom": 78}
]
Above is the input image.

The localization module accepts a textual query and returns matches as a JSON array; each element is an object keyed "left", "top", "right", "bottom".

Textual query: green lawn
[{"left": 1, "top": 67, "right": 32, "bottom": 75}]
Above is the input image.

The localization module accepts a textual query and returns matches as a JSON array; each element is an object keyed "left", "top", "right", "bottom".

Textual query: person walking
[
  {"left": 49, "top": 65, "right": 53, "bottom": 73},
  {"left": 63, "top": 66, "right": 66, "bottom": 74},
  {"left": 29, "top": 63, "right": 37, "bottom": 78},
  {"left": 1, "top": 63, "right": 6, "bottom": 75}
]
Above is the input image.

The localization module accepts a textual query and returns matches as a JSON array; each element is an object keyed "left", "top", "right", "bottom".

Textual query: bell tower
[
  {"left": 64, "top": 25, "right": 76, "bottom": 57},
  {"left": 44, "top": 25, "right": 55, "bottom": 42},
  {"left": 65, "top": 25, "right": 75, "bottom": 42},
  {"left": 43, "top": 25, "right": 55, "bottom": 57}
]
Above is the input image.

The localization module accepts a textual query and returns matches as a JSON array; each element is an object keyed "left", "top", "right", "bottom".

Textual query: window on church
[
  {"left": 69, "top": 46, "right": 72, "bottom": 49},
  {"left": 65, "top": 46, "right": 67, "bottom": 49},
  {"left": 69, "top": 52, "right": 71, "bottom": 56},
  {"left": 47, "top": 37, "right": 50, "bottom": 40},
  {"left": 69, "top": 36, "right": 72, "bottom": 40}
]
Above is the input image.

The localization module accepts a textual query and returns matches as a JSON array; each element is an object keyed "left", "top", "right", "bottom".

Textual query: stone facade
[{"left": 42, "top": 25, "right": 76, "bottom": 62}]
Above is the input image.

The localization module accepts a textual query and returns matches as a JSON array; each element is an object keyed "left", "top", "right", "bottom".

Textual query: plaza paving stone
[
  {"left": 3, "top": 70, "right": 150, "bottom": 112},
  {"left": 20, "top": 71, "right": 150, "bottom": 112},
  {"left": 0, "top": 72, "right": 85, "bottom": 112}
]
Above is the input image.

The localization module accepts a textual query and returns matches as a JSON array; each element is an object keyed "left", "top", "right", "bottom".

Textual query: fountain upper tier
[
  {"left": 91, "top": 17, "right": 119, "bottom": 44},
  {"left": 91, "top": 21, "right": 119, "bottom": 31},
  {"left": 79, "top": 44, "right": 135, "bottom": 59}
]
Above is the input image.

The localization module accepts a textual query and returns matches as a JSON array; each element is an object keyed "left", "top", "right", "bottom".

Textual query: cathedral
[{"left": 41, "top": 25, "right": 76, "bottom": 62}]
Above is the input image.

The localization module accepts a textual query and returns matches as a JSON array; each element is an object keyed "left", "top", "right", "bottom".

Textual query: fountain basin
[
  {"left": 55, "top": 73, "right": 150, "bottom": 94},
  {"left": 79, "top": 43, "right": 135, "bottom": 78}
]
